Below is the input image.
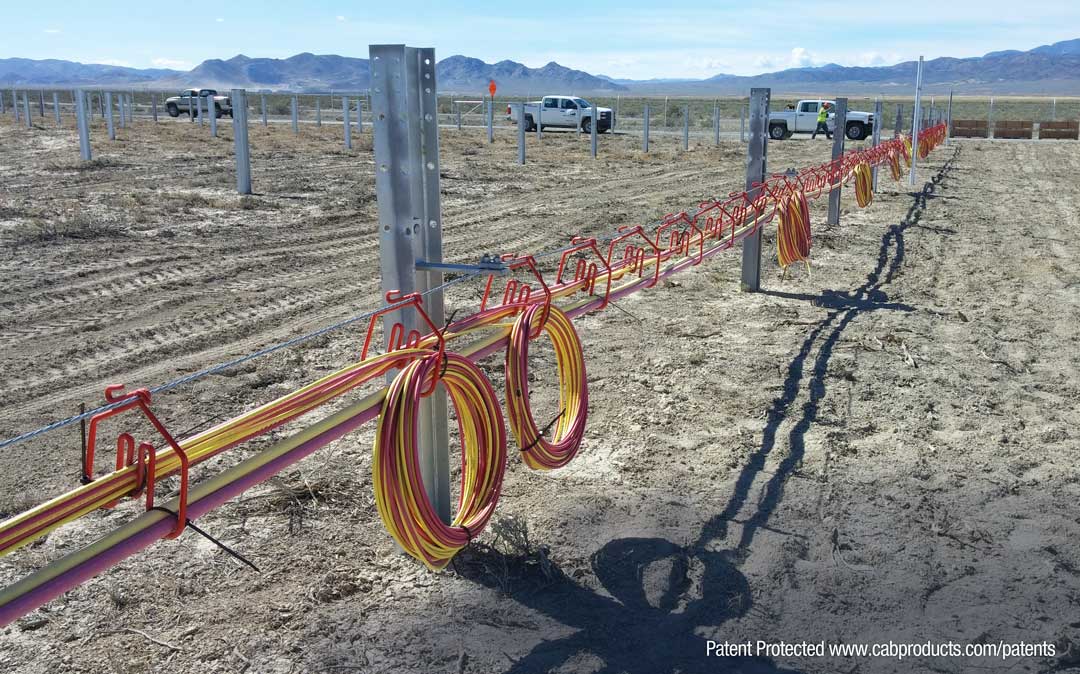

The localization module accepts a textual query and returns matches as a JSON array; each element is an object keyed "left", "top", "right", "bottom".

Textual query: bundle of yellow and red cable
[
  {"left": 505, "top": 304, "right": 588, "bottom": 470},
  {"left": 854, "top": 162, "right": 873, "bottom": 208},
  {"left": 373, "top": 352, "right": 506, "bottom": 570},
  {"left": 776, "top": 190, "right": 811, "bottom": 269},
  {"left": 888, "top": 150, "right": 902, "bottom": 182}
]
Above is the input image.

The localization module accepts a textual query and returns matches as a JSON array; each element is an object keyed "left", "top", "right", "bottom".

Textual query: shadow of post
[{"left": 455, "top": 149, "right": 960, "bottom": 674}]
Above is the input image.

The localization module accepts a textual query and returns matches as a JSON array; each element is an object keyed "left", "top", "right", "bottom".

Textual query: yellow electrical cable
[{"left": 854, "top": 162, "right": 874, "bottom": 208}]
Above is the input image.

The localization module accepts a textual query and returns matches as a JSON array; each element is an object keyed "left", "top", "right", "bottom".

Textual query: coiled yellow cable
[
  {"left": 854, "top": 162, "right": 874, "bottom": 208},
  {"left": 505, "top": 305, "right": 588, "bottom": 470},
  {"left": 373, "top": 352, "right": 506, "bottom": 570}
]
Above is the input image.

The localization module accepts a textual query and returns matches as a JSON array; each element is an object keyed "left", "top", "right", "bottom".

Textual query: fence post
[
  {"left": 261, "top": 93, "right": 267, "bottom": 126},
  {"left": 209, "top": 94, "right": 218, "bottom": 137},
  {"left": 232, "top": 89, "right": 251, "bottom": 195},
  {"left": 591, "top": 101, "right": 598, "bottom": 158},
  {"left": 98, "top": 91, "right": 105, "bottom": 118},
  {"left": 75, "top": 88, "right": 92, "bottom": 161},
  {"left": 358, "top": 98, "right": 364, "bottom": 133},
  {"left": 53, "top": 92, "right": 61, "bottom": 126},
  {"left": 946, "top": 91, "right": 953, "bottom": 145},
  {"left": 518, "top": 102, "right": 526, "bottom": 164},
  {"left": 38, "top": 90, "right": 45, "bottom": 117},
  {"left": 827, "top": 98, "right": 848, "bottom": 225},
  {"left": 487, "top": 96, "right": 494, "bottom": 143},
  {"left": 118, "top": 94, "right": 126, "bottom": 129},
  {"left": 682, "top": 104, "right": 689, "bottom": 150},
  {"left": 909, "top": 56, "right": 924, "bottom": 186},
  {"left": 871, "top": 99, "right": 883, "bottom": 191},
  {"left": 740, "top": 88, "right": 770, "bottom": 293},
  {"left": 713, "top": 101, "right": 720, "bottom": 145},
  {"left": 643, "top": 103, "right": 650, "bottom": 152},
  {"left": 343, "top": 96, "right": 352, "bottom": 149},
  {"left": 10, "top": 90, "right": 17, "bottom": 119},
  {"left": 740, "top": 103, "right": 747, "bottom": 142},
  {"left": 987, "top": 96, "right": 994, "bottom": 139},
  {"left": 894, "top": 103, "right": 903, "bottom": 137},
  {"left": 106, "top": 92, "right": 115, "bottom": 140},
  {"left": 291, "top": 95, "right": 298, "bottom": 134},
  {"left": 369, "top": 44, "right": 451, "bottom": 524},
  {"left": 22, "top": 92, "right": 31, "bottom": 129}
]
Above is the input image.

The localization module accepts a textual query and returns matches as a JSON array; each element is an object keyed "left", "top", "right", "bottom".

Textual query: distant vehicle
[
  {"left": 165, "top": 89, "right": 233, "bottom": 118},
  {"left": 507, "top": 95, "right": 615, "bottom": 133},
  {"left": 768, "top": 99, "right": 874, "bottom": 141}
]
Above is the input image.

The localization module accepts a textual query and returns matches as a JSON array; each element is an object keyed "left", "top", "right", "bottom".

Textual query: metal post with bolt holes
[
  {"left": 740, "top": 88, "right": 770, "bottom": 293},
  {"left": 909, "top": 56, "right": 924, "bottom": 186},
  {"left": 316, "top": 97, "right": 321, "bottom": 126},
  {"left": 487, "top": 97, "right": 494, "bottom": 143},
  {"left": 105, "top": 92, "right": 115, "bottom": 140},
  {"left": 946, "top": 91, "right": 953, "bottom": 145},
  {"left": 894, "top": 103, "right": 903, "bottom": 137},
  {"left": 740, "top": 104, "right": 747, "bottom": 143},
  {"left": 75, "top": 89, "right": 91, "bottom": 161},
  {"left": 872, "top": 99, "right": 883, "bottom": 190},
  {"left": 713, "top": 102, "right": 720, "bottom": 145},
  {"left": 682, "top": 104, "right": 689, "bottom": 150},
  {"left": 23, "top": 93, "right": 31, "bottom": 129},
  {"left": 232, "top": 90, "right": 252, "bottom": 195},
  {"left": 369, "top": 44, "right": 451, "bottom": 525},
  {"left": 53, "top": 92, "right": 61, "bottom": 126},
  {"left": 358, "top": 99, "right": 364, "bottom": 133},
  {"left": 591, "top": 102, "right": 598, "bottom": 158},
  {"left": 643, "top": 103, "right": 650, "bottom": 152},
  {"left": 209, "top": 96, "right": 218, "bottom": 137},
  {"left": 987, "top": 96, "right": 994, "bottom": 139},
  {"left": 38, "top": 90, "right": 44, "bottom": 117},
  {"left": 343, "top": 97, "right": 352, "bottom": 149},
  {"left": 827, "top": 98, "right": 849, "bottom": 226},
  {"left": 260, "top": 93, "right": 267, "bottom": 126},
  {"left": 517, "top": 102, "right": 526, "bottom": 164},
  {"left": 291, "top": 95, "right": 299, "bottom": 134}
]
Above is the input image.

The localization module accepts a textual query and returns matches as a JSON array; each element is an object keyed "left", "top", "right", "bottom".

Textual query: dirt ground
[{"left": 0, "top": 113, "right": 1078, "bottom": 674}]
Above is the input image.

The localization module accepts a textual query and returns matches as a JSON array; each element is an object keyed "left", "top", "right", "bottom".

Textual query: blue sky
[{"left": 6, "top": 1, "right": 1080, "bottom": 78}]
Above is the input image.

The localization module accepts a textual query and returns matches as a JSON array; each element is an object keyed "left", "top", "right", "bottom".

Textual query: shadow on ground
[{"left": 452, "top": 148, "right": 960, "bottom": 674}]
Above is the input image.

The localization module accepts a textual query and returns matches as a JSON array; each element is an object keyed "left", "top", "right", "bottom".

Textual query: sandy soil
[{"left": 0, "top": 114, "right": 1078, "bottom": 674}]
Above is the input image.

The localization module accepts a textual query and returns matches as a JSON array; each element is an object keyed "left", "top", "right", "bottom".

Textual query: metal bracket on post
[
  {"left": 909, "top": 56, "right": 924, "bottom": 186},
  {"left": 871, "top": 99, "right": 883, "bottom": 191},
  {"left": 75, "top": 89, "right": 91, "bottom": 161},
  {"left": 369, "top": 44, "right": 451, "bottom": 525},
  {"left": 827, "top": 98, "right": 847, "bottom": 225},
  {"left": 643, "top": 103, "right": 650, "bottom": 153},
  {"left": 232, "top": 89, "right": 251, "bottom": 195},
  {"left": 739, "top": 87, "right": 770, "bottom": 293}
]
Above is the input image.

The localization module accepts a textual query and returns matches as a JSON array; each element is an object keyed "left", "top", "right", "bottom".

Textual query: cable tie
[
  {"left": 521, "top": 408, "right": 566, "bottom": 452},
  {"left": 148, "top": 506, "right": 260, "bottom": 573}
]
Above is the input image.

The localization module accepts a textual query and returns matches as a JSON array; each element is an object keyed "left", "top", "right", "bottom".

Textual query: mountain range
[{"left": 2, "top": 38, "right": 1079, "bottom": 95}]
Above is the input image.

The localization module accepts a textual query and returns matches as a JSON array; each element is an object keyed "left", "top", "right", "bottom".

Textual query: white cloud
[
  {"left": 788, "top": 47, "right": 817, "bottom": 68},
  {"left": 43, "top": 28, "right": 61, "bottom": 34},
  {"left": 215, "top": 17, "right": 224, "bottom": 22},
  {"left": 152, "top": 58, "right": 193, "bottom": 70},
  {"left": 96, "top": 58, "right": 134, "bottom": 68}
]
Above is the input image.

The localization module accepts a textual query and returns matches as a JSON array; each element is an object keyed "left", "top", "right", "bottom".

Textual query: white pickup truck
[
  {"left": 768, "top": 100, "right": 874, "bottom": 141},
  {"left": 507, "top": 95, "right": 614, "bottom": 133}
]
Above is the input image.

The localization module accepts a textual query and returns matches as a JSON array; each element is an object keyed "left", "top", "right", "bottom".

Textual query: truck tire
[
  {"left": 523, "top": 114, "right": 536, "bottom": 132},
  {"left": 845, "top": 122, "right": 867, "bottom": 141},
  {"left": 769, "top": 123, "right": 787, "bottom": 140},
  {"left": 166, "top": 103, "right": 180, "bottom": 117},
  {"left": 581, "top": 117, "right": 592, "bottom": 134}
]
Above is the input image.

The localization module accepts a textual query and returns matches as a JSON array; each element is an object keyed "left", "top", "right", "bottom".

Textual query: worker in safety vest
[{"left": 811, "top": 102, "right": 833, "bottom": 140}]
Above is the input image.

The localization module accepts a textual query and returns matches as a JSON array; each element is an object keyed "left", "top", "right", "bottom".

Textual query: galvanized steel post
[
  {"left": 487, "top": 97, "right": 494, "bottom": 143},
  {"left": 518, "top": 102, "right": 526, "bottom": 164},
  {"left": 827, "top": 98, "right": 848, "bottom": 225},
  {"left": 682, "top": 104, "right": 689, "bottom": 150},
  {"left": 357, "top": 98, "right": 364, "bottom": 133},
  {"left": 946, "top": 91, "right": 953, "bottom": 145},
  {"left": 152, "top": 92, "right": 158, "bottom": 122},
  {"left": 22, "top": 92, "right": 31, "bottom": 129},
  {"left": 38, "top": 90, "right": 45, "bottom": 117},
  {"left": 75, "top": 88, "right": 91, "bottom": 161},
  {"left": 909, "top": 56, "right": 924, "bottom": 186},
  {"left": 209, "top": 94, "right": 218, "bottom": 137},
  {"left": 232, "top": 89, "right": 251, "bottom": 195},
  {"left": 343, "top": 96, "right": 352, "bottom": 149},
  {"left": 643, "top": 103, "right": 650, "bottom": 152},
  {"left": 987, "top": 96, "right": 994, "bottom": 139},
  {"left": 455, "top": 101, "right": 461, "bottom": 130},
  {"left": 316, "top": 97, "right": 322, "bottom": 127},
  {"left": 713, "top": 101, "right": 720, "bottom": 145},
  {"left": 894, "top": 103, "right": 903, "bottom": 137},
  {"left": 740, "top": 103, "right": 747, "bottom": 142},
  {"left": 105, "top": 92, "right": 115, "bottom": 140},
  {"left": 591, "top": 101, "right": 598, "bottom": 158},
  {"left": 740, "top": 88, "right": 770, "bottom": 293},
  {"left": 369, "top": 44, "right": 451, "bottom": 524},
  {"left": 871, "top": 99, "right": 883, "bottom": 190},
  {"left": 291, "top": 95, "right": 298, "bottom": 134},
  {"left": 53, "top": 92, "right": 61, "bottom": 126},
  {"left": 261, "top": 93, "right": 267, "bottom": 126},
  {"left": 118, "top": 94, "right": 126, "bottom": 129}
]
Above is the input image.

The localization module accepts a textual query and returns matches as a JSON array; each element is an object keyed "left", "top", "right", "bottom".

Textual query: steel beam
[
  {"left": 909, "top": 56, "right": 924, "bottom": 185},
  {"left": 871, "top": 99, "right": 883, "bottom": 190},
  {"left": 739, "top": 88, "right": 770, "bottom": 292},
  {"left": 369, "top": 44, "right": 451, "bottom": 524},
  {"left": 827, "top": 98, "right": 848, "bottom": 225},
  {"left": 343, "top": 97, "right": 352, "bottom": 149},
  {"left": 75, "top": 88, "right": 91, "bottom": 161},
  {"left": 591, "top": 101, "right": 598, "bottom": 158},
  {"left": 105, "top": 92, "right": 115, "bottom": 140},
  {"left": 643, "top": 103, "right": 649, "bottom": 152},
  {"left": 232, "top": 89, "right": 251, "bottom": 195}
]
